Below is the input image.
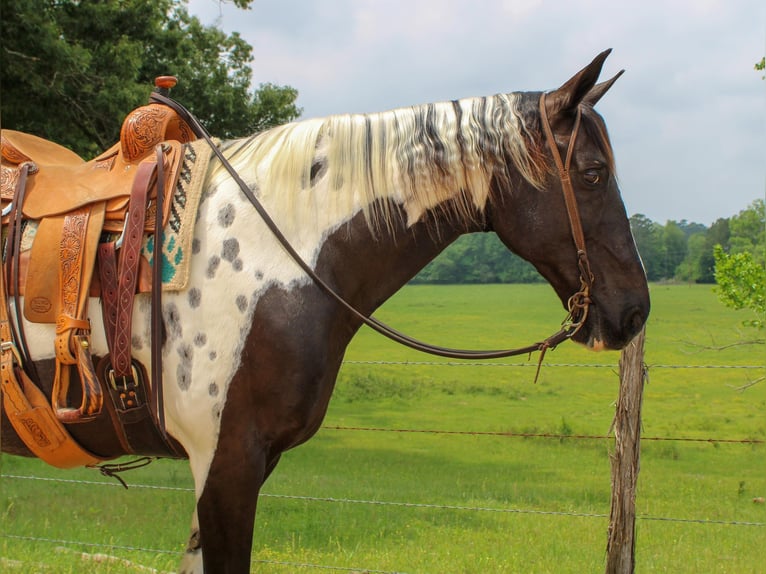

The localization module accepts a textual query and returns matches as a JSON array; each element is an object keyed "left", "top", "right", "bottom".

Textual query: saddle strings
[{"left": 4, "top": 162, "right": 40, "bottom": 380}]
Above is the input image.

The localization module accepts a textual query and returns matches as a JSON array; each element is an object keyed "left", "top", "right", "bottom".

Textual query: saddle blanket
[{"left": 142, "top": 137, "right": 213, "bottom": 290}]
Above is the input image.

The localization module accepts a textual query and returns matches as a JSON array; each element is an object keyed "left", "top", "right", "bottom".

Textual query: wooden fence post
[{"left": 605, "top": 327, "right": 647, "bottom": 574}]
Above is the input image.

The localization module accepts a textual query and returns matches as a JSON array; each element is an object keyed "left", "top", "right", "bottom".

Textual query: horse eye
[{"left": 582, "top": 169, "right": 601, "bottom": 185}]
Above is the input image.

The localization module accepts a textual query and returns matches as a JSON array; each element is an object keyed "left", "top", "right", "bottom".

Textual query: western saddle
[{"left": 1, "top": 77, "right": 197, "bottom": 467}]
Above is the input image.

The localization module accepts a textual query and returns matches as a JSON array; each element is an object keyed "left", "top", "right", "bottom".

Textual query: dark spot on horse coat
[
  {"left": 255, "top": 270, "right": 264, "bottom": 280},
  {"left": 165, "top": 302, "right": 183, "bottom": 340},
  {"left": 192, "top": 238, "right": 201, "bottom": 254},
  {"left": 131, "top": 335, "right": 142, "bottom": 350},
  {"left": 236, "top": 295, "right": 248, "bottom": 313},
  {"left": 176, "top": 343, "right": 193, "bottom": 390},
  {"left": 188, "top": 287, "right": 201, "bottom": 308},
  {"left": 232, "top": 258, "right": 243, "bottom": 272},
  {"left": 178, "top": 342, "right": 193, "bottom": 364},
  {"left": 177, "top": 363, "right": 191, "bottom": 391},
  {"left": 222, "top": 238, "right": 240, "bottom": 262},
  {"left": 194, "top": 333, "right": 207, "bottom": 347},
  {"left": 206, "top": 255, "right": 221, "bottom": 279},
  {"left": 218, "top": 203, "right": 236, "bottom": 228},
  {"left": 209, "top": 351, "right": 217, "bottom": 361},
  {"left": 209, "top": 382, "right": 219, "bottom": 397}
]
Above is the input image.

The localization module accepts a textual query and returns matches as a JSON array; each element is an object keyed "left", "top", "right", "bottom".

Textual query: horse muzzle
[{"left": 573, "top": 302, "right": 649, "bottom": 351}]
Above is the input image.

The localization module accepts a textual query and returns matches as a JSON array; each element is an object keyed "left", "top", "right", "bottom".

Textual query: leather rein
[{"left": 153, "top": 91, "right": 593, "bottom": 363}]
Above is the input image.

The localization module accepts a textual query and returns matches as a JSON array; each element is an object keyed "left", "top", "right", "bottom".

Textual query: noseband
[{"left": 153, "top": 92, "right": 593, "bottom": 364}]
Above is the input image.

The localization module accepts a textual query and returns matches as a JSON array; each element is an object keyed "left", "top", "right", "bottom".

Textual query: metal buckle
[
  {"left": 107, "top": 364, "right": 141, "bottom": 391},
  {"left": 114, "top": 213, "right": 130, "bottom": 249},
  {"left": 1, "top": 340, "right": 23, "bottom": 366},
  {"left": 107, "top": 364, "right": 143, "bottom": 410}
]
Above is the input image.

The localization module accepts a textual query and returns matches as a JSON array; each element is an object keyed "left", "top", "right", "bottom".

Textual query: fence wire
[
  {"left": 344, "top": 360, "right": 765, "bottom": 369},
  {"left": 2, "top": 469, "right": 763, "bottom": 528}
]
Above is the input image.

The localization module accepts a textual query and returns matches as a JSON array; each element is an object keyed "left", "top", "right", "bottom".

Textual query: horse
[{"left": 1, "top": 49, "right": 649, "bottom": 573}]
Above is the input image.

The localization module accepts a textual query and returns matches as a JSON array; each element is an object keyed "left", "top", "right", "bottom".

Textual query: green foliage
[
  {"left": 727, "top": 199, "right": 766, "bottom": 261},
  {"left": 413, "top": 233, "right": 544, "bottom": 284},
  {"left": 249, "top": 83, "right": 303, "bottom": 132},
  {"left": 0, "top": 0, "right": 301, "bottom": 157},
  {"left": 712, "top": 200, "right": 766, "bottom": 330},
  {"left": 714, "top": 246, "right": 766, "bottom": 330},
  {"left": 628, "top": 202, "right": 764, "bottom": 287}
]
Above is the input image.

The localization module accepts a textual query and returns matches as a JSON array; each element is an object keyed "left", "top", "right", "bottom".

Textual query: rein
[{"left": 152, "top": 92, "right": 593, "bottom": 365}]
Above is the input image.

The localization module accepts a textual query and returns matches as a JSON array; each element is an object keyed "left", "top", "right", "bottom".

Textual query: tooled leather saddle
[{"left": 1, "top": 77, "right": 196, "bottom": 467}]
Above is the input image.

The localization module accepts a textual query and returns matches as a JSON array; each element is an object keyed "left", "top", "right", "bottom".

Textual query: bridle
[
  {"left": 152, "top": 91, "right": 593, "bottom": 367},
  {"left": 538, "top": 93, "right": 594, "bottom": 339}
]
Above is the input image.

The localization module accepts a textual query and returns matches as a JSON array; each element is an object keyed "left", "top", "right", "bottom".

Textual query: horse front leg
[
  {"left": 178, "top": 435, "right": 283, "bottom": 573},
  {"left": 179, "top": 443, "right": 268, "bottom": 574}
]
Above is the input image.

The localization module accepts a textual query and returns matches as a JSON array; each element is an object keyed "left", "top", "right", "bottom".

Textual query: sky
[{"left": 188, "top": 0, "right": 765, "bottom": 226}]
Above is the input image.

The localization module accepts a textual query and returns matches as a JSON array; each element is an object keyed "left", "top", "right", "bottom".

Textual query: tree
[
  {"left": 662, "top": 221, "right": 687, "bottom": 278},
  {"left": 630, "top": 214, "right": 665, "bottom": 281},
  {"left": 675, "top": 233, "right": 708, "bottom": 283},
  {"left": 714, "top": 246, "right": 765, "bottom": 330},
  {"left": 412, "top": 233, "right": 543, "bottom": 284},
  {"left": 1, "top": 0, "right": 301, "bottom": 157},
  {"left": 727, "top": 199, "right": 765, "bottom": 262},
  {"left": 713, "top": 200, "right": 766, "bottom": 331}
]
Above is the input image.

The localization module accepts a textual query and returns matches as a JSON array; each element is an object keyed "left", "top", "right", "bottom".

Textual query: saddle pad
[{"left": 142, "top": 138, "right": 214, "bottom": 291}]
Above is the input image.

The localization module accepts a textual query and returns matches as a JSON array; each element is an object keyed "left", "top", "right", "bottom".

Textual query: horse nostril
[{"left": 622, "top": 307, "right": 647, "bottom": 338}]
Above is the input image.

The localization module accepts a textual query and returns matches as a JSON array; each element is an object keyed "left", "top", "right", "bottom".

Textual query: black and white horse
[{"left": 3, "top": 51, "right": 649, "bottom": 573}]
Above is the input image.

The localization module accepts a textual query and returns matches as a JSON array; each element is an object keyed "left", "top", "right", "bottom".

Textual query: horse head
[{"left": 488, "top": 50, "right": 650, "bottom": 350}]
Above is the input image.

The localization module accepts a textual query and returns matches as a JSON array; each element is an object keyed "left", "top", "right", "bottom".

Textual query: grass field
[{"left": 1, "top": 283, "right": 764, "bottom": 573}]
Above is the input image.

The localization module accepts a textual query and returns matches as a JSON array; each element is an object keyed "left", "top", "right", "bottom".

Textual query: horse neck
[{"left": 317, "top": 201, "right": 482, "bottom": 318}]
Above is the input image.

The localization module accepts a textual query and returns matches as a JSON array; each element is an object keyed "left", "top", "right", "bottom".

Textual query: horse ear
[
  {"left": 544, "top": 49, "right": 612, "bottom": 118},
  {"left": 583, "top": 70, "right": 625, "bottom": 107}
]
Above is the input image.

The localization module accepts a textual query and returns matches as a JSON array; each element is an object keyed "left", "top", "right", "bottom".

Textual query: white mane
[{"left": 207, "top": 93, "right": 544, "bottom": 234}]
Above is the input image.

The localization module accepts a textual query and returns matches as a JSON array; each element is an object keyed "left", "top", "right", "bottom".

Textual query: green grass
[{"left": 1, "top": 284, "right": 764, "bottom": 573}]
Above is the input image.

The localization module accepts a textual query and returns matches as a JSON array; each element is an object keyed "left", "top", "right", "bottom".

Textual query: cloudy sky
[{"left": 188, "top": 0, "right": 764, "bottom": 226}]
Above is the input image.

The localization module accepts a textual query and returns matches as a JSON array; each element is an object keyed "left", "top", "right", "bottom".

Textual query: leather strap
[
  {"left": 111, "top": 160, "right": 155, "bottom": 377},
  {"left": 539, "top": 94, "right": 593, "bottom": 326},
  {"left": 51, "top": 204, "right": 106, "bottom": 422},
  {"left": 151, "top": 144, "right": 173, "bottom": 446},
  {"left": 5, "top": 162, "right": 37, "bottom": 376},
  {"left": 97, "top": 355, "right": 183, "bottom": 457},
  {"left": 0, "top": 361, "right": 104, "bottom": 467},
  {"left": 98, "top": 240, "right": 119, "bottom": 351},
  {"left": 95, "top": 146, "right": 182, "bottom": 457}
]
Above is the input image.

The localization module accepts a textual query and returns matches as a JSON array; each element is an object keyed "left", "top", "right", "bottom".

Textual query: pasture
[{"left": 1, "top": 283, "right": 764, "bottom": 573}]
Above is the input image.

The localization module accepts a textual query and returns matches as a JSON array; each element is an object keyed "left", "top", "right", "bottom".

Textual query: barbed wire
[
  {"left": 321, "top": 425, "right": 764, "bottom": 444},
  {"left": 3, "top": 474, "right": 762, "bottom": 528},
  {"left": 342, "top": 360, "right": 764, "bottom": 369}
]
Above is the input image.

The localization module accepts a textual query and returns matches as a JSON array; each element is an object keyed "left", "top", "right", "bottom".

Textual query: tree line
[{"left": 412, "top": 199, "right": 766, "bottom": 285}]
